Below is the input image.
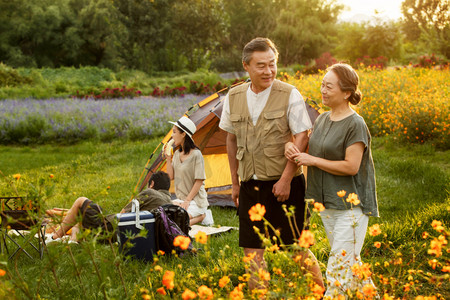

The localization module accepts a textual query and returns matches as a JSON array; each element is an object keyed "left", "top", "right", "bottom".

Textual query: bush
[
  {"left": 0, "top": 63, "right": 33, "bottom": 87},
  {"left": 354, "top": 55, "right": 389, "bottom": 69}
]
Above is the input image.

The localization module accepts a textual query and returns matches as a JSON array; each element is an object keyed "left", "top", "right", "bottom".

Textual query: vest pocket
[
  {"left": 230, "top": 114, "right": 246, "bottom": 147},
  {"left": 263, "top": 146, "right": 286, "bottom": 177},
  {"left": 263, "top": 110, "right": 288, "bottom": 137}
]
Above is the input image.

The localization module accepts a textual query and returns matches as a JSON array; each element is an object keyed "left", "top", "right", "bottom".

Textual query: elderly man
[{"left": 219, "top": 37, "right": 324, "bottom": 290}]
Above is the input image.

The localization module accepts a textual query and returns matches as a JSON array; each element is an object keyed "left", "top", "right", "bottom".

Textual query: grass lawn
[{"left": 0, "top": 137, "right": 448, "bottom": 299}]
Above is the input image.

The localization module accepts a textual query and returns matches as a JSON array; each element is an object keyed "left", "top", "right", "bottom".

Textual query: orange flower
[
  {"left": 248, "top": 204, "right": 266, "bottom": 221},
  {"left": 229, "top": 285, "right": 244, "bottom": 300},
  {"left": 337, "top": 190, "right": 346, "bottom": 198},
  {"left": 428, "top": 238, "right": 443, "bottom": 257},
  {"left": 362, "top": 284, "right": 377, "bottom": 298},
  {"left": 310, "top": 283, "right": 325, "bottom": 296},
  {"left": 258, "top": 268, "right": 271, "bottom": 281},
  {"left": 422, "top": 232, "right": 429, "bottom": 239},
  {"left": 49, "top": 174, "right": 54, "bottom": 179},
  {"left": 267, "top": 244, "right": 280, "bottom": 252},
  {"left": 431, "top": 220, "right": 444, "bottom": 232},
  {"left": 352, "top": 263, "right": 372, "bottom": 280},
  {"left": 219, "top": 275, "right": 230, "bottom": 288},
  {"left": 173, "top": 235, "right": 191, "bottom": 250},
  {"left": 162, "top": 270, "right": 175, "bottom": 290},
  {"left": 142, "top": 295, "right": 150, "bottom": 300},
  {"left": 157, "top": 250, "right": 165, "bottom": 256},
  {"left": 374, "top": 242, "right": 381, "bottom": 248},
  {"left": 243, "top": 251, "right": 256, "bottom": 263},
  {"left": 313, "top": 202, "right": 325, "bottom": 212},
  {"left": 346, "top": 193, "right": 360, "bottom": 205},
  {"left": 182, "top": 288, "right": 197, "bottom": 300},
  {"left": 195, "top": 231, "right": 207, "bottom": 244},
  {"left": 13, "top": 174, "right": 21, "bottom": 180},
  {"left": 369, "top": 224, "right": 382, "bottom": 236},
  {"left": 298, "top": 230, "right": 315, "bottom": 248},
  {"left": 198, "top": 285, "right": 213, "bottom": 300},
  {"left": 341, "top": 249, "right": 347, "bottom": 256},
  {"left": 0, "top": 269, "right": 5, "bottom": 276},
  {"left": 442, "top": 265, "right": 450, "bottom": 272},
  {"left": 428, "top": 259, "right": 438, "bottom": 270},
  {"left": 156, "top": 287, "right": 166, "bottom": 295}
]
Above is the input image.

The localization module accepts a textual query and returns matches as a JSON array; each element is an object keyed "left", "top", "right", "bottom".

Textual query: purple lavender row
[{"left": 0, "top": 96, "right": 201, "bottom": 144}]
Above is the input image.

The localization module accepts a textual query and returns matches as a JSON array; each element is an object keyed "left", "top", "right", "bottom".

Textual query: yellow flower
[
  {"left": 428, "top": 259, "right": 438, "bottom": 270},
  {"left": 374, "top": 242, "right": 381, "bottom": 248},
  {"left": 195, "top": 231, "right": 207, "bottom": 244},
  {"left": 346, "top": 193, "right": 360, "bottom": 205},
  {"left": 219, "top": 275, "right": 230, "bottom": 288},
  {"left": 229, "top": 287, "right": 244, "bottom": 300},
  {"left": 248, "top": 203, "right": 266, "bottom": 221},
  {"left": 49, "top": 174, "right": 54, "bottom": 179},
  {"left": 337, "top": 190, "right": 346, "bottom": 198},
  {"left": 154, "top": 265, "right": 163, "bottom": 272},
  {"left": 13, "top": 174, "right": 21, "bottom": 180}
]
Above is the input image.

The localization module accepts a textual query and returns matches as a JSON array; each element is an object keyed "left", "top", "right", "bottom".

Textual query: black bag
[{"left": 150, "top": 204, "right": 192, "bottom": 255}]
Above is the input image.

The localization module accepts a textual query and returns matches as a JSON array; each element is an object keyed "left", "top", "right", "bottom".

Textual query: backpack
[{"left": 151, "top": 204, "right": 192, "bottom": 255}]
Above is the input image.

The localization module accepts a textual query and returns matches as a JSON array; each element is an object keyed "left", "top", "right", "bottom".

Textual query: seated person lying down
[{"left": 45, "top": 171, "right": 172, "bottom": 243}]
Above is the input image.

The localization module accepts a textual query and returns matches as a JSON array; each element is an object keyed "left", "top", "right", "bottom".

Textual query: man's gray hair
[{"left": 242, "top": 37, "right": 279, "bottom": 65}]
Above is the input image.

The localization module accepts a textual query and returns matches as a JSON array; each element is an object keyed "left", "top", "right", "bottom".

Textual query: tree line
[{"left": 0, "top": 0, "right": 448, "bottom": 73}]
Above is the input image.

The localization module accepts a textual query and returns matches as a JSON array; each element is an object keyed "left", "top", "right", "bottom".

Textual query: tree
[
  {"left": 401, "top": 0, "right": 450, "bottom": 58},
  {"left": 170, "top": 0, "right": 229, "bottom": 71},
  {"left": 271, "top": 0, "right": 343, "bottom": 65}
]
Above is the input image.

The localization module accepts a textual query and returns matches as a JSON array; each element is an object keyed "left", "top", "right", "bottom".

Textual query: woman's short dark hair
[
  {"left": 149, "top": 171, "right": 170, "bottom": 190},
  {"left": 242, "top": 37, "right": 279, "bottom": 65},
  {"left": 328, "top": 63, "right": 362, "bottom": 105}
]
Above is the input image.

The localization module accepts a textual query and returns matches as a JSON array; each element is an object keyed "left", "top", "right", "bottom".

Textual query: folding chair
[{"left": 0, "top": 196, "right": 47, "bottom": 260}]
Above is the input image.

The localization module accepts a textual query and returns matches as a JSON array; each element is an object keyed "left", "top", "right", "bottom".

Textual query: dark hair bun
[{"left": 349, "top": 90, "right": 362, "bottom": 105}]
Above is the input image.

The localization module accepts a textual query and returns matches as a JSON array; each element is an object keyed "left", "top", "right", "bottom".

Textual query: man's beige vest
[{"left": 229, "top": 79, "right": 301, "bottom": 182}]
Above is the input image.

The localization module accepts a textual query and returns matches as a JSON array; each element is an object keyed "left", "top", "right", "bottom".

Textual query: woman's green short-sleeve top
[{"left": 306, "top": 111, "right": 379, "bottom": 217}]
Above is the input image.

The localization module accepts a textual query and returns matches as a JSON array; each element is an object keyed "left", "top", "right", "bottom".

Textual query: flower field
[
  {"left": 284, "top": 67, "right": 450, "bottom": 149},
  {"left": 0, "top": 96, "right": 200, "bottom": 144}
]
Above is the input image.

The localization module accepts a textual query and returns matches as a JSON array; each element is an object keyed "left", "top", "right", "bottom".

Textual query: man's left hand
[{"left": 272, "top": 178, "right": 291, "bottom": 202}]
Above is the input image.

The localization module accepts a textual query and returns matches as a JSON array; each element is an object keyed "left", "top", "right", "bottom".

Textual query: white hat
[{"left": 169, "top": 116, "right": 196, "bottom": 140}]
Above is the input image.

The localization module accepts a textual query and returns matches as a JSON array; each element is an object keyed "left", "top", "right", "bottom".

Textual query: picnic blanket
[{"left": 188, "top": 225, "right": 236, "bottom": 238}]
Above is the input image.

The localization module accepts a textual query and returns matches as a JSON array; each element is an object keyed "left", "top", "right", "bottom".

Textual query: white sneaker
[
  {"left": 201, "top": 209, "right": 214, "bottom": 226},
  {"left": 44, "top": 235, "right": 62, "bottom": 245}
]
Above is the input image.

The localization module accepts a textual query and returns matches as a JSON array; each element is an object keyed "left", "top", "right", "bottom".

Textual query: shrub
[
  {"left": 354, "top": 55, "right": 388, "bottom": 69},
  {"left": 0, "top": 63, "right": 33, "bottom": 87}
]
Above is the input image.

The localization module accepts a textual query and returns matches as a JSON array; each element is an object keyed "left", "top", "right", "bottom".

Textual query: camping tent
[{"left": 135, "top": 82, "right": 321, "bottom": 206}]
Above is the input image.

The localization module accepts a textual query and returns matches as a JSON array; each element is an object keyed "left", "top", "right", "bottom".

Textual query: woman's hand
[
  {"left": 163, "top": 143, "right": 173, "bottom": 161},
  {"left": 285, "top": 142, "right": 300, "bottom": 162},
  {"left": 292, "top": 152, "right": 316, "bottom": 167},
  {"left": 179, "top": 200, "right": 190, "bottom": 210}
]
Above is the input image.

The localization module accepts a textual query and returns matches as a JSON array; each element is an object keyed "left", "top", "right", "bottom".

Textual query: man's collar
[{"left": 247, "top": 82, "right": 274, "bottom": 97}]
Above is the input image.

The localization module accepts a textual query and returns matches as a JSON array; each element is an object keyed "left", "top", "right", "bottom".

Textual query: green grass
[{"left": 0, "top": 137, "right": 448, "bottom": 299}]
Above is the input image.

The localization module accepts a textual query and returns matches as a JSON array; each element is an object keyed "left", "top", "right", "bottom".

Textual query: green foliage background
[{"left": 0, "top": 0, "right": 448, "bottom": 73}]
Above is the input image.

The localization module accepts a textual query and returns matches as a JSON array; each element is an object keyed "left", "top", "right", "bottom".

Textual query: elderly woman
[
  {"left": 164, "top": 116, "right": 212, "bottom": 226},
  {"left": 285, "top": 63, "right": 379, "bottom": 297}
]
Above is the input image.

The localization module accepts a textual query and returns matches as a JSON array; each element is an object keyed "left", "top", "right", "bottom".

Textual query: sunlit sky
[{"left": 338, "top": 0, "right": 404, "bottom": 20}]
